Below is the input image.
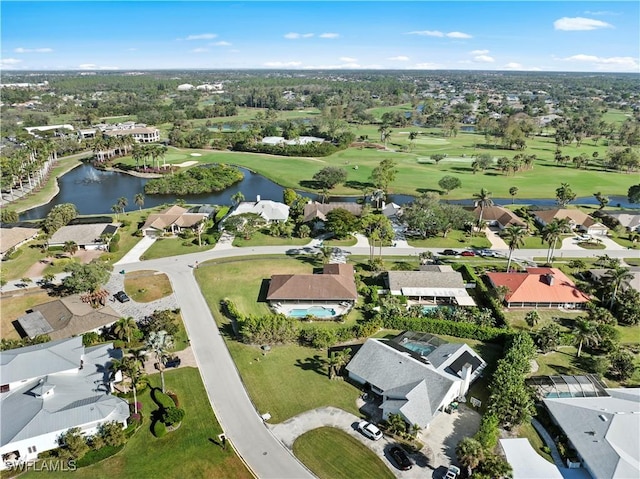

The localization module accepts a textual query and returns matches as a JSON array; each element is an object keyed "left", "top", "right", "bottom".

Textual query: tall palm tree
[
  {"left": 113, "top": 316, "right": 137, "bottom": 344},
  {"left": 456, "top": 437, "right": 485, "bottom": 477},
  {"left": 231, "top": 191, "right": 245, "bottom": 206},
  {"left": 117, "top": 197, "right": 128, "bottom": 214},
  {"left": 473, "top": 188, "right": 493, "bottom": 234},
  {"left": 134, "top": 193, "right": 145, "bottom": 210},
  {"left": 605, "top": 265, "right": 634, "bottom": 308},
  {"left": 509, "top": 186, "right": 519, "bottom": 204},
  {"left": 503, "top": 225, "right": 527, "bottom": 272},
  {"left": 573, "top": 318, "right": 600, "bottom": 357},
  {"left": 316, "top": 245, "right": 334, "bottom": 264},
  {"left": 146, "top": 330, "right": 173, "bottom": 393},
  {"left": 541, "top": 218, "right": 570, "bottom": 264}
]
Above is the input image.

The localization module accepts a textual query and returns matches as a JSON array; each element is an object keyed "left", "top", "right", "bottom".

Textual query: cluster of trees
[
  {"left": 402, "top": 193, "right": 474, "bottom": 238},
  {"left": 57, "top": 422, "right": 127, "bottom": 463},
  {"left": 1, "top": 138, "right": 59, "bottom": 202},
  {"left": 168, "top": 123, "right": 214, "bottom": 149},
  {"left": 144, "top": 164, "right": 243, "bottom": 195},
  {"left": 43, "top": 203, "right": 78, "bottom": 234}
]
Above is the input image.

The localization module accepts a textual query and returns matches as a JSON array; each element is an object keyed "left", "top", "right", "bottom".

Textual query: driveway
[
  {"left": 419, "top": 404, "right": 481, "bottom": 471},
  {"left": 484, "top": 227, "right": 508, "bottom": 249},
  {"left": 269, "top": 406, "right": 431, "bottom": 478}
]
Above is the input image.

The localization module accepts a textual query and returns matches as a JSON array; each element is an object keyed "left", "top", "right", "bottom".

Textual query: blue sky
[{"left": 1, "top": 1, "right": 638, "bottom": 72}]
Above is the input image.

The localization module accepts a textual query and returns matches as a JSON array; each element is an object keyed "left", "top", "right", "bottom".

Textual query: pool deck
[{"left": 272, "top": 302, "right": 352, "bottom": 318}]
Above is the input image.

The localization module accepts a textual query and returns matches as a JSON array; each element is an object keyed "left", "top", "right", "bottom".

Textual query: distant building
[
  {"left": 261, "top": 136, "right": 324, "bottom": 146},
  {"left": 0, "top": 337, "right": 129, "bottom": 469},
  {"left": 24, "top": 124, "right": 74, "bottom": 137},
  {"left": 226, "top": 197, "right": 290, "bottom": 224},
  {"left": 177, "top": 84, "right": 194, "bottom": 91},
  {"left": 103, "top": 127, "right": 159, "bottom": 143}
]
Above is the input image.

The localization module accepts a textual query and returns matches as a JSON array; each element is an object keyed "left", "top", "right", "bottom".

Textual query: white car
[
  {"left": 445, "top": 465, "right": 461, "bottom": 479},
  {"left": 576, "top": 234, "right": 592, "bottom": 241},
  {"left": 357, "top": 420, "right": 383, "bottom": 441}
]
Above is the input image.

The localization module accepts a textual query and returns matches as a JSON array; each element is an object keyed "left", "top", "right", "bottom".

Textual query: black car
[
  {"left": 114, "top": 291, "right": 130, "bottom": 303},
  {"left": 439, "top": 249, "right": 460, "bottom": 256},
  {"left": 164, "top": 357, "right": 181, "bottom": 368},
  {"left": 389, "top": 446, "right": 412, "bottom": 471}
]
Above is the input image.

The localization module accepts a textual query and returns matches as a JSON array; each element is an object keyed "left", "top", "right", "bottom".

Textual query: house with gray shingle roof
[
  {"left": 0, "top": 337, "right": 129, "bottom": 469},
  {"left": 543, "top": 388, "right": 640, "bottom": 479},
  {"left": 346, "top": 333, "right": 485, "bottom": 428}
]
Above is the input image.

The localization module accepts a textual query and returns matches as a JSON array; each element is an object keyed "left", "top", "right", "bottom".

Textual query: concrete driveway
[{"left": 419, "top": 404, "right": 481, "bottom": 471}]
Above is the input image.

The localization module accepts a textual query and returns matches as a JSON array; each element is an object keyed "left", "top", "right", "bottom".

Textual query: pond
[{"left": 18, "top": 162, "right": 638, "bottom": 220}]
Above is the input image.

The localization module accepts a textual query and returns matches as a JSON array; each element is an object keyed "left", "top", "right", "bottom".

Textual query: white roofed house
[
  {"left": 385, "top": 270, "right": 476, "bottom": 307},
  {"left": 0, "top": 337, "right": 129, "bottom": 469},
  {"left": 226, "top": 197, "right": 290, "bottom": 224},
  {"left": 346, "top": 333, "right": 485, "bottom": 429}
]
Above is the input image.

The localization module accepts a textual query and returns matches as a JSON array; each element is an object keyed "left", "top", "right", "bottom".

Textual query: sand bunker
[
  {"left": 190, "top": 153, "right": 202, "bottom": 157},
  {"left": 175, "top": 160, "right": 199, "bottom": 167}
]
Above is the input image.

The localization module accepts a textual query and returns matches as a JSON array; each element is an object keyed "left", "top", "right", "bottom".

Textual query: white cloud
[
  {"left": 184, "top": 33, "right": 217, "bottom": 40},
  {"left": 284, "top": 32, "right": 314, "bottom": 39},
  {"left": 446, "top": 31, "right": 472, "bottom": 39},
  {"left": 562, "top": 54, "right": 638, "bottom": 71},
  {"left": 319, "top": 33, "right": 339, "bottom": 39},
  {"left": 553, "top": 17, "right": 613, "bottom": 31},
  {"left": 14, "top": 47, "right": 53, "bottom": 53},
  {"left": 473, "top": 55, "right": 495, "bottom": 63},
  {"left": 211, "top": 41, "right": 232, "bottom": 46},
  {"left": 192, "top": 48, "right": 209, "bottom": 53},
  {"left": 388, "top": 56, "right": 410, "bottom": 61},
  {"left": 414, "top": 62, "right": 442, "bottom": 69},
  {"left": 1, "top": 58, "right": 22, "bottom": 65},
  {"left": 339, "top": 56, "right": 357, "bottom": 62},
  {"left": 78, "top": 63, "right": 119, "bottom": 70},
  {"left": 406, "top": 30, "right": 472, "bottom": 39},
  {"left": 302, "top": 63, "right": 382, "bottom": 70},
  {"left": 470, "top": 49, "right": 489, "bottom": 55},
  {"left": 407, "top": 30, "right": 444, "bottom": 37},
  {"left": 503, "top": 62, "right": 523, "bottom": 70},
  {"left": 263, "top": 61, "right": 303, "bottom": 67}
]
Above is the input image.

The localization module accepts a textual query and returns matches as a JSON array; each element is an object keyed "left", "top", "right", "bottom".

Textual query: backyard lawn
[
  {"left": 0, "top": 290, "right": 53, "bottom": 340},
  {"left": 293, "top": 427, "right": 395, "bottom": 479},
  {"left": 22, "top": 368, "right": 251, "bottom": 479}
]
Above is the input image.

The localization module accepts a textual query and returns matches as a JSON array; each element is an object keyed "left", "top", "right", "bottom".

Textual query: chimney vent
[{"left": 546, "top": 273, "right": 555, "bottom": 285}]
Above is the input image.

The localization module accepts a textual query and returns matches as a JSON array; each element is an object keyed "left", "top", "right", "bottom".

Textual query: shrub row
[
  {"left": 382, "top": 316, "right": 509, "bottom": 343},
  {"left": 220, "top": 299, "right": 244, "bottom": 322},
  {"left": 456, "top": 264, "right": 507, "bottom": 326},
  {"left": 108, "top": 233, "right": 120, "bottom": 253},
  {"left": 300, "top": 319, "right": 382, "bottom": 349},
  {"left": 232, "top": 140, "right": 342, "bottom": 157}
]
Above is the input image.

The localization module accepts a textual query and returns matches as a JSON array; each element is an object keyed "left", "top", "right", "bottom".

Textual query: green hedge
[
  {"left": 381, "top": 316, "right": 509, "bottom": 342},
  {"left": 151, "top": 388, "right": 176, "bottom": 409},
  {"left": 76, "top": 445, "right": 124, "bottom": 467},
  {"left": 152, "top": 420, "right": 167, "bottom": 438},
  {"left": 456, "top": 264, "right": 507, "bottom": 326}
]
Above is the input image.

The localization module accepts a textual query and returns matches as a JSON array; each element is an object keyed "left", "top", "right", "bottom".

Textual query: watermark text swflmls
[{"left": 5, "top": 459, "right": 77, "bottom": 472}]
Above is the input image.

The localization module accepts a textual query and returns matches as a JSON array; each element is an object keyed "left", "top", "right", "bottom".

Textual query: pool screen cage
[
  {"left": 391, "top": 331, "right": 448, "bottom": 348},
  {"left": 526, "top": 374, "right": 609, "bottom": 400}
]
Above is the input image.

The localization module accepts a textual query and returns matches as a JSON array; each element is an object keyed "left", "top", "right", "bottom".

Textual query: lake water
[{"left": 18, "top": 162, "right": 638, "bottom": 220}]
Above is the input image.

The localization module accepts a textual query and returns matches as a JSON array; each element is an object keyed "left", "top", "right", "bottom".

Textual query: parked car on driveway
[
  {"left": 445, "top": 465, "right": 461, "bottom": 479},
  {"left": 439, "top": 249, "right": 460, "bottom": 256},
  {"left": 114, "top": 291, "right": 130, "bottom": 303},
  {"left": 389, "top": 445, "right": 412, "bottom": 470},
  {"left": 461, "top": 250, "right": 476, "bottom": 257},
  {"left": 575, "top": 234, "right": 592, "bottom": 241},
  {"left": 357, "top": 421, "right": 383, "bottom": 441}
]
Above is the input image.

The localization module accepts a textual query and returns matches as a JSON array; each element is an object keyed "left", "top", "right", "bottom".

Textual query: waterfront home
[
  {"left": 226, "top": 196, "right": 289, "bottom": 224},
  {"left": 0, "top": 337, "right": 129, "bottom": 469},
  {"left": 303, "top": 201, "right": 363, "bottom": 224},
  {"left": 48, "top": 223, "right": 118, "bottom": 250},
  {"left": 141, "top": 205, "right": 210, "bottom": 237},
  {"left": 471, "top": 205, "right": 527, "bottom": 230}
]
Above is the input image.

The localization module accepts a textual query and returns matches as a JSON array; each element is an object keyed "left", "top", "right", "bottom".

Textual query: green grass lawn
[
  {"left": 225, "top": 342, "right": 361, "bottom": 423},
  {"left": 232, "top": 231, "right": 311, "bottom": 247},
  {"left": 141, "top": 237, "right": 213, "bottom": 260},
  {"left": 324, "top": 236, "right": 358, "bottom": 247},
  {"left": 504, "top": 309, "right": 582, "bottom": 331},
  {"left": 293, "top": 427, "right": 395, "bottom": 479},
  {"left": 406, "top": 230, "right": 490, "bottom": 249},
  {"left": 1, "top": 241, "right": 49, "bottom": 281},
  {"left": 22, "top": 368, "right": 251, "bottom": 479}
]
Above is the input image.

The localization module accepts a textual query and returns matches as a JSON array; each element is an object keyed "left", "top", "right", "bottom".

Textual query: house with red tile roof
[{"left": 486, "top": 267, "right": 590, "bottom": 309}]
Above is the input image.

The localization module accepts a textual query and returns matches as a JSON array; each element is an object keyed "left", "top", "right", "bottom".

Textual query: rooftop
[
  {"left": 48, "top": 223, "right": 118, "bottom": 246},
  {"left": 266, "top": 263, "right": 357, "bottom": 301}
]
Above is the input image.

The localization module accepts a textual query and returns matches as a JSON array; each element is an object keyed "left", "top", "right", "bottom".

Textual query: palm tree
[
  {"left": 63, "top": 241, "right": 78, "bottom": 257},
  {"left": 231, "top": 191, "right": 245, "bottom": 206},
  {"left": 456, "top": 437, "right": 485, "bottom": 477},
  {"left": 509, "top": 186, "right": 519, "bottom": 204},
  {"left": 146, "top": 330, "right": 173, "bottom": 393},
  {"left": 316, "top": 245, "right": 334, "bottom": 264},
  {"left": 502, "top": 225, "right": 527, "bottom": 272},
  {"left": 134, "top": 193, "right": 145, "bottom": 210},
  {"left": 473, "top": 188, "right": 493, "bottom": 234},
  {"left": 573, "top": 318, "right": 600, "bottom": 357},
  {"left": 541, "top": 218, "right": 570, "bottom": 264},
  {"left": 605, "top": 265, "right": 634, "bottom": 308},
  {"left": 129, "top": 347, "right": 148, "bottom": 367},
  {"left": 113, "top": 316, "right": 137, "bottom": 344},
  {"left": 117, "top": 196, "right": 128, "bottom": 214}
]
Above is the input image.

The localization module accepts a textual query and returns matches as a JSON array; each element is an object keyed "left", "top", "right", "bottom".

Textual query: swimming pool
[
  {"left": 402, "top": 341, "right": 436, "bottom": 356},
  {"left": 288, "top": 306, "right": 337, "bottom": 318}
]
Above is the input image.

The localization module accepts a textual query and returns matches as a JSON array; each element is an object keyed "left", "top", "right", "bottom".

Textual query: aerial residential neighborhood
[{"left": 1, "top": 1, "right": 639, "bottom": 478}]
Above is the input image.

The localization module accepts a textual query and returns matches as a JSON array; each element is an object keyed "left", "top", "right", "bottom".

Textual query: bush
[
  {"left": 161, "top": 406, "right": 185, "bottom": 426},
  {"left": 382, "top": 316, "right": 508, "bottom": 342},
  {"left": 151, "top": 388, "right": 176, "bottom": 409},
  {"left": 220, "top": 299, "right": 244, "bottom": 322},
  {"left": 152, "top": 420, "right": 167, "bottom": 438}
]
